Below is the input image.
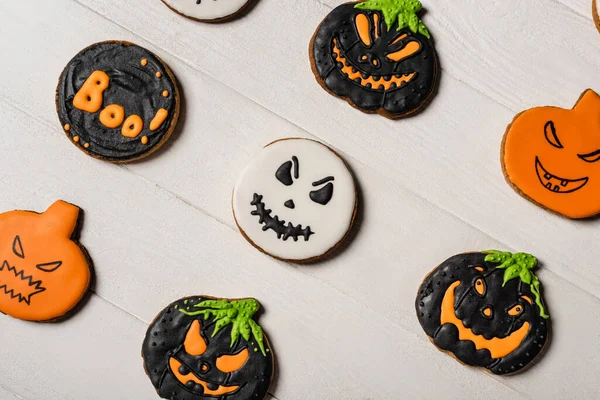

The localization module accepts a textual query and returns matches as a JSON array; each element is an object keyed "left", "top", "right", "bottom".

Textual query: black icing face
[
  {"left": 311, "top": 4, "right": 437, "bottom": 117},
  {"left": 250, "top": 155, "right": 337, "bottom": 242},
  {"left": 142, "top": 297, "right": 273, "bottom": 400},
  {"left": 416, "top": 253, "right": 550, "bottom": 375},
  {"left": 56, "top": 41, "right": 179, "bottom": 161}
]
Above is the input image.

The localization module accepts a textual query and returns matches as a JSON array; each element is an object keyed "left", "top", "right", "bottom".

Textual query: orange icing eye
[
  {"left": 355, "top": 13, "right": 372, "bottom": 46},
  {"left": 386, "top": 41, "right": 421, "bottom": 62},
  {"left": 474, "top": 278, "right": 486, "bottom": 296},
  {"left": 183, "top": 320, "right": 208, "bottom": 356},
  {"left": 502, "top": 89, "right": 600, "bottom": 218},
  {"left": 216, "top": 348, "right": 249, "bottom": 373},
  {"left": 508, "top": 304, "right": 524, "bottom": 317}
]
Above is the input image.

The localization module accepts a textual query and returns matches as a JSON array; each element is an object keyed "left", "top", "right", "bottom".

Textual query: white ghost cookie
[
  {"left": 161, "top": 0, "right": 252, "bottom": 22},
  {"left": 233, "top": 138, "right": 357, "bottom": 262}
]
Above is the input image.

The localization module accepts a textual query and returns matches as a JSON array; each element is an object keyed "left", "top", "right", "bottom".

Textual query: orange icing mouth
[
  {"left": 535, "top": 157, "right": 588, "bottom": 193},
  {"left": 169, "top": 357, "right": 239, "bottom": 396},
  {"left": 331, "top": 38, "right": 415, "bottom": 91},
  {"left": 440, "top": 281, "right": 530, "bottom": 359},
  {"left": 0, "top": 261, "right": 45, "bottom": 305}
]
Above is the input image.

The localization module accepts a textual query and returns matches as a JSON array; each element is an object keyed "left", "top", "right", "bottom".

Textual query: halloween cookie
[
  {"left": 502, "top": 89, "right": 600, "bottom": 219},
  {"left": 416, "top": 251, "right": 550, "bottom": 375},
  {"left": 0, "top": 201, "right": 91, "bottom": 321},
  {"left": 160, "top": 0, "right": 253, "bottom": 22},
  {"left": 594, "top": 0, "right": 600, "bottom": 32},
  {"left": 56, "top": 41, "right": 180, "bottom": 162},
  {"left": 232, "top": 138, "right": 357, "bottom": 262},
  {"left": 142, "top": 296, "right": 273, "bottom": 400},
  {"left": 310, "top": 0, "right": 438, "bottom": 119}
]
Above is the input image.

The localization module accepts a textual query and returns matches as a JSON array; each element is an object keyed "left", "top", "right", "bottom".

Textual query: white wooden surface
[{"left": 0, "top": 0, "right": 599, "bottom": 399}]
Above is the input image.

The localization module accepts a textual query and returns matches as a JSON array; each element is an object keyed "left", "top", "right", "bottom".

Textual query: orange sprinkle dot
[
  {"left": 162, "top": 90, "right": 169, "bottom": 97},
  {"left": 64, "top": 124, "right": 71, "bottom": 131},
  {"left": 73, "top": 136, "right": 80, "bottom": 143},
  {"left": 84, "top": 143, "right": 90, "bottom": 148},
  {"left": 141, "top": 58, "right": 148, "bottom": 66},
  {"left": 156, "top": 71, "right": 162, "bottom": 78},
  {"left": 141, "top": 136, "right": 148, "bottom": 145}
]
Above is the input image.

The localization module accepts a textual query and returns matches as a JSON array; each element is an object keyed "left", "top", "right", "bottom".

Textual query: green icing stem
[
  {"left": 355, "top": 0, "right": 431, "bottom": 38},
  {"left": 178, "top": 298, "right": 267, "bottom": 356},
  {"left": 484, "top": 250, "right": 549, "bottom": 319}
]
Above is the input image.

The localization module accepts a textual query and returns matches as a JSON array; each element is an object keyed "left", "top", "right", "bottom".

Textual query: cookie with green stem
[
  {"left": 310, "top": 0, "right": 438, "bottom": 119},
  {"left": 142, "top": 296, "right": 273, "bottom": 399},
  {"left": 416, "top": 251, "right": 550, "bottom": 375}
]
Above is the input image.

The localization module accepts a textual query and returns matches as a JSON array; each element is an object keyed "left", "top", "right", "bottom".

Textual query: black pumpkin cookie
[
  {"left": 416, "top": 251, "right": 550, "bottom": 375},
  {"left": 56, "top": 41, "right": 180, "bottom": 162},
  {"left": 310, "top": 0, "right": 438, "bottom": 119},
  {"left": 142, "top": 296, "right": 274, "bottom": 400}
]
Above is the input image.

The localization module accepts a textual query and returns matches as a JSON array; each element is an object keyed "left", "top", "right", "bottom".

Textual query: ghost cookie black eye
[
  {"left": 275, "top": 156, "right": 299, "bottom": 186},
  {"left": 310, "top": 177, "right": 335, "bottom": 205},
  {"left": 544, "top": 121, "right": 563, "bottom": 149}
]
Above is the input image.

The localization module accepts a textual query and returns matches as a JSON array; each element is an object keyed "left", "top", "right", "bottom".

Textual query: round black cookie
[
  {"left": 142, "top": 296, "right": 273, "bottom": 400},
  {"left": 310, "top": 1, "right": 438, "bottom": 119},
  {"left": 56, "top": 41, "right": 180, "bottom": 162},
  {"left": 416, "top": 251, "right": 550, "bottom": 375}
]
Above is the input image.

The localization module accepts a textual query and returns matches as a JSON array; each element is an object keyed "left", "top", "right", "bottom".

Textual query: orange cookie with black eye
[
  {"left": 56, "top": 41, "right": 180, "bottom": 162},
  {"left": 0, "top": 201, "right": 91, "bottom": 321},
  {"left": 142, "top": 296, "right": 274, "bottom": 400},
  {"left": 310, "top": 0, "right": 438, "bottom": 119},
  {"left": 502, "top": 89, "right": 600, "bottom": 218},
  {"left": 416, "top": 251, "right": 550, "bottom": 375}
]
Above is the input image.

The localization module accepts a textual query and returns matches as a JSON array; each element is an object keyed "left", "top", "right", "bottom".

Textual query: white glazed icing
[
  {"left": 162, "top": 0, "right": 250, "bottom": 21},
  {"left": 233, "top": 139, "right": 357, "bottom": 261}
]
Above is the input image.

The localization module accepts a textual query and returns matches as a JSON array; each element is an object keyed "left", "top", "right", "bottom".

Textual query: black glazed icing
[
  {"left": 56, "top": 41, "right": 178, "bottom": 161},
  {"left": 142, "top": 296, "right": 273, "bottom": 400},
  {"left": 416, "top": 252, "right": 549, "bottom": 375},
  {"left": 311, "top": 3, "right": 437, "bottom": 117}
]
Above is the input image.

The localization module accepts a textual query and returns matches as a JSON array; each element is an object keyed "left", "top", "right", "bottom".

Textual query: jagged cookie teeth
[{"left": 561, "top": 180, "right": 569, "bottom": 187}]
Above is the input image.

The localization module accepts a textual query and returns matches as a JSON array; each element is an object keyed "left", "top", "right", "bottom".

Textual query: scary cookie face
[
  {"left": 416, "top": 251, "right": 550, "bottom": 375},
  {"left": 502, "top": 89, "right": 600, "bottom": 218},
  {"left": 311, "top": 1, "right": 437, "bottom": 118},
  {"left": 142, "top": 297, "right": 273, "bottom": 400},
  {"left": 161, "top": 0, "right": 252, "bottom": 21},
  {"left": 232, "top": 138, "right": 357, "bottom": 262},
  {"left": 0, "top": 201, "right": 91, "bottom": 321},
  {"left": 56, "top": 41, "right": 179, "bottom": 162}
]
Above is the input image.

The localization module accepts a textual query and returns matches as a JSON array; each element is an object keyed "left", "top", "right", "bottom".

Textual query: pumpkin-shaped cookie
[
  {"left": 0, "top": 201, "right": 91, "bottom": 321},
  {"left": 310, "top": 0, "right": 438, "bottom": 118},
  {"left": 416, "top": 251, "right": 550, "bottom": 375},
  {"left": 142, "top": 296, "right": 274, "bottom": 400},
  {"left": 502, "top": 89, "right": 600, "bottom": 218}
]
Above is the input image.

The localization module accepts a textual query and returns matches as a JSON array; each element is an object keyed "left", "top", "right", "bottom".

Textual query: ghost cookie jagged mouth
[
  {"left": 535, "top": 157, "right": 588, "bottom": 194},
  {"left": 250, "top": 194, "right": 314, "bottom": 241}
]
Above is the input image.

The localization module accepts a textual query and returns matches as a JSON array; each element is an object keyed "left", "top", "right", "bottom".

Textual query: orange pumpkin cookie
[
  {"left": 0, "top": 201, "right": 91, "bottom": 321},
  {"left": 502, "top": 89, "right": 600, "bottom": 218}
]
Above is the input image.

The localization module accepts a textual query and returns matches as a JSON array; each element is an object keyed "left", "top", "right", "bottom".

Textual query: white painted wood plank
[
  {"left": 0, "top": 296, "right": 156, "bottom": 400},
  {"left": 55, "top": 0, "right": 600, "bottom": 302},
  {"left": 0, "top": 1, "right": 599, "bottom": 399},
  {"left": 0, "top": 95, "right": 528, "bottom": 399}
]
